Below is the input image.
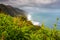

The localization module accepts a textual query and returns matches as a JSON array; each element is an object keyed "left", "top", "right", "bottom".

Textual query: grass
[{"left": 0, "top": 13, "right": 60, "bottom": 40}]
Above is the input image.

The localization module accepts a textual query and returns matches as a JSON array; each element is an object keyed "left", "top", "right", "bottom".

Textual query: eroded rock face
[{"left": 0, "top": 4, "right": 26, "bottom": 17}]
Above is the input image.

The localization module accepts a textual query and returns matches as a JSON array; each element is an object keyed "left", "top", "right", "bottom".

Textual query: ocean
[{"left": 20, "top": 6, "right": 60, "bottom": 29}]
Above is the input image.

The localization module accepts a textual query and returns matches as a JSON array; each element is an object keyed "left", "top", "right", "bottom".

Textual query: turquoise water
[
  {"left": 20, "top": 7, "right": 60, "bottom": 29},
  {"left": 31, "top": 13, "right": 60, "bottom": 29}
]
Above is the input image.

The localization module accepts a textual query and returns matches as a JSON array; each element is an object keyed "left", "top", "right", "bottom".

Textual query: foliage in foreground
[{"left": 0, "top": 13, "right": 60, "bottom": 40}]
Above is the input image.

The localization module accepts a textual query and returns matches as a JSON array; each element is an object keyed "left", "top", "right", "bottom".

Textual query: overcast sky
[{"left": 0, "top": 0, "right": 60, "bottom": 8}]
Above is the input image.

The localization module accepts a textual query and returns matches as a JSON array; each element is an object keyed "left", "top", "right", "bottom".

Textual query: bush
[{"left": 0, "top": 13, "right": 60, "bottom": 40}]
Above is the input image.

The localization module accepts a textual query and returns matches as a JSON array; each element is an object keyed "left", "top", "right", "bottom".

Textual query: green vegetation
[{"left": 0, "top": 13, "right": 60, "bottom": 40}]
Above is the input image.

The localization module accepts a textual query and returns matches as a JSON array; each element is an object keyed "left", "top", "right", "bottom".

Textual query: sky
[{"left": 0, "top": 0, "right": 60, "bottom": 8}]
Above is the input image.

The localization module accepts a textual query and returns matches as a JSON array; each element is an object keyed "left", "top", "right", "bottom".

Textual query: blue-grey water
[{"left": 20, "top": 7, "right": 60, "bottom": 29}]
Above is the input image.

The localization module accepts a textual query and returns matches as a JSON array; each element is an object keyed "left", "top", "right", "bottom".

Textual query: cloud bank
[
  {"left": 1, "top": 0, "right": 60, "bottom": 9},
  {"left": 0, "top": 0, "right": 57, "bottom": 7}
]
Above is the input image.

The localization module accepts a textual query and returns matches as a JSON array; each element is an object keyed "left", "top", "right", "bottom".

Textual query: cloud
[
  {"left": 0, "top": 0, "right": 57, "bottom": 7},
  {"left": 0, "top": 0, "right": 60, "bottom": 9},
  {"left": 35, "top": 0, "right": 56, "bottom": 4},
  {"left": 0, "top": 0, "right": 8, "bottom": 2}
]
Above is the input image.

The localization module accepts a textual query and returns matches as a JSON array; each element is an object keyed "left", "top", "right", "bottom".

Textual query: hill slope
[
  {"left": 0, "top": 4, "right": 26, "bottom": 17},
  {"left": 0, "top": 13, "right": 60, "bottom": 40}
]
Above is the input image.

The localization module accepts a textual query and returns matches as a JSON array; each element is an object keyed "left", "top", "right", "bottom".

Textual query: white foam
[
  {"left": 27, "top": 14, "right": 32, "bottom": 21},
  {"left": 27, "top": 14, "right": 40, "bottom": 25},
  {"left": 31, "top": 21, "right": 40, "bottom": 25}
]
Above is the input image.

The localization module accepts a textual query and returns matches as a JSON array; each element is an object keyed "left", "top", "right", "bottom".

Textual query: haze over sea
[{"left": 20, "top": 7, "right": 60, "bottom": 29}]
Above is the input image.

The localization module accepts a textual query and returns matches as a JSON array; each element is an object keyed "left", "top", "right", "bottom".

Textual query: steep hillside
[{"left": 0, "top": 4, "right": 26, "bottom": 17}]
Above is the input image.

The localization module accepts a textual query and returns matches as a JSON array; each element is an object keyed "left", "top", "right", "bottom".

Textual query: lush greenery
[{"left": 0, "top": 13, "right": 60, "bottom": 40}]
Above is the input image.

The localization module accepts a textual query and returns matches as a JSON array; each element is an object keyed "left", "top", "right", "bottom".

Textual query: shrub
[{"left": 0, "top": 13, "right": 60, "bottom": 40}]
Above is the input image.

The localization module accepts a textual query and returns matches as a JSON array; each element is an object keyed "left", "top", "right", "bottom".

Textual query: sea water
[{"left": 20, "top": 7, "right": 60, "bottom": 29}]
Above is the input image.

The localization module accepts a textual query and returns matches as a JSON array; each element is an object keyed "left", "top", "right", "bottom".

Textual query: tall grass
[{"left": 0, "top": 13, "right": 60, "bottom": 40}]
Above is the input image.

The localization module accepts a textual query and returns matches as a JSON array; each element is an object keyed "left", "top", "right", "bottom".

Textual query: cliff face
[{"left": 0, "top": 4, "right": 26, "bottom": 17}]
